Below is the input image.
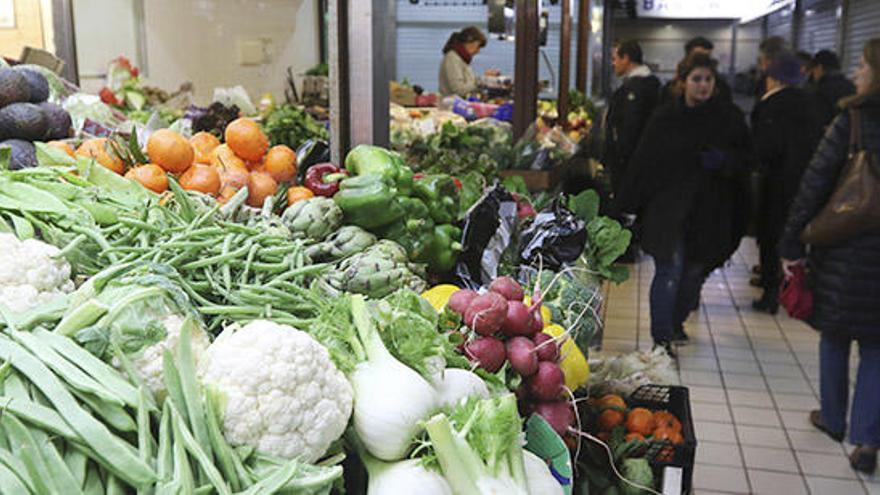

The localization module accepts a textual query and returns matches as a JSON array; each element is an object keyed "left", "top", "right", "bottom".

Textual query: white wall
[
  {"left": 73, "top": 0, "right": 321, "bottom": 104},
  {"left": 72, "top": 0, "right": 140, "bottom": 93}
]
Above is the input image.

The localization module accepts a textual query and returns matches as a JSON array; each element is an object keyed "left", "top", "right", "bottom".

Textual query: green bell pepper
[
  {"left": 375, "top": 197, "right": 434, "bottom": 260},
  {"left": 415, "top": 223, "right": 462, "bottom": 274},
  {"left": 344, "top": 145, "right": 414, "bottom": 195},
  {"left": 413, "top": 174, "right": 460, "bottom": 224},
  {"left": 333, "top": 174, "right": 404, "bottom": 229}
]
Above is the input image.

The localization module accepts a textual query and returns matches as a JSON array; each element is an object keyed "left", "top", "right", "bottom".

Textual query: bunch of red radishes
[{"left": 448, "top": 276, "right": 574, "bottom": 434}]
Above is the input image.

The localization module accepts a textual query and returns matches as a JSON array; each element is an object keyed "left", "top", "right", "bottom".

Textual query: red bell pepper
[{"left": 304, "top": 163, "right": 348, "bottom": 197}]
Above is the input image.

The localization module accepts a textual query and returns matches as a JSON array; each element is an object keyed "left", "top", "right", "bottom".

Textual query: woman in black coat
[
  {"left": 618, "top": 54, "right": 753, "bottom": 355},
  {"left": 779, "top": 38, "right": 880, "bottom": 474},
  {"left": 750, "top": 52, "right": 823, "bottom": 313}
]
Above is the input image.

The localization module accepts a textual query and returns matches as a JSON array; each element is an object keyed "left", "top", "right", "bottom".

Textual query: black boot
[
  {"left": 850, "top": 446, "right": 878, "bottom": 475},
  {"left": 809, "top": 410, "right": 844, "bottom": 442},
  {"left": 752, "top": 292, "right": 779, "bottom": 315},
  {"left": 671, "top": 326, "right": 689, "bottom": 343}
]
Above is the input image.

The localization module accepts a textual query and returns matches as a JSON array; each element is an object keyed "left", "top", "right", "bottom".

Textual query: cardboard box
[{"left": 389, "top": 81, "right": 417, "bottom": 107}]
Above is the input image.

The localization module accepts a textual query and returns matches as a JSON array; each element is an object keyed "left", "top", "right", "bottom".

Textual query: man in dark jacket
[
  {"left": 659, "top": 36, "right": 732, "bottom": 105},
  {"left": 604, "top": 40, "right": 661, "bottom": 198},
  {"left": 750, "top": 52, "right": 823, "bottom": 313},
  {"left": 811, "top": 50, "right": 857, "bottom": 128}
]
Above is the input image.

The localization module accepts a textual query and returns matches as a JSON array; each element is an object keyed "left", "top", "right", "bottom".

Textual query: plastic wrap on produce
[
  {"left": 587, "top": 348, "right": 680, "bottom": 397},
  {"left": 519, "top": 198, "right": 587, "bottom": 272},
  {"left": 455, "top": 185, "right": 518, "bottom": 290}
]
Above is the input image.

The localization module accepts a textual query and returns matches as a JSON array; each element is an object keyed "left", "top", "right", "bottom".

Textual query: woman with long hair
[
  {"left": 617, "top": 53, "right": 753, "bottom": 356},
  {"left": 438, "top": 26, "right": 487, "bottom": 97},
  {"left": 780, "top": 38, "right": 880, "bottom": 474}
]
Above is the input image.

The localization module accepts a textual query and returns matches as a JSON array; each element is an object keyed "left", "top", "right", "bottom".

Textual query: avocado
[
  {"left": 0, "top": 102, "right": 48, "bottom": 141},
  {"left": 0, "top": 68, "right": 30, "bottom": 107},
  {"left": 39, "top": 102, "right": 72, "bottom": 140},
  {"left": 13, "top": 67, "right": 49, "bottom": 103},
  {"left": 1, "top": 139, "right": 37, "bottom": 170}
]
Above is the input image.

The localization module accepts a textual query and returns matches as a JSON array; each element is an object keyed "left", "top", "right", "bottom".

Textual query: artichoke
[{"left": 281, "top": 197, "right": 343, "bottom": 241}]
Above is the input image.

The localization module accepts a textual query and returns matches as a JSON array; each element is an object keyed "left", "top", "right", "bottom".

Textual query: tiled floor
[{"left": 601, "top": 239, "right": 879, "bottom": 494}]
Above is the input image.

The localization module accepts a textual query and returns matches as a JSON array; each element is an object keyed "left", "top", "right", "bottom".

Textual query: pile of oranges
[
  {"left": 64, "top": 118, "right": 299, "bottom": 209},
  {"left": 591, "top": 393, "right": 684, "bottom": 461}
]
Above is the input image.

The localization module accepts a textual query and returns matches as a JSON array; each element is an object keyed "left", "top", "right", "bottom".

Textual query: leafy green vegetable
[
  {"left": 401, "top": 121, "right": 514, "bottom": 178},
  {"left": 619, "top": 458, "right": 654, "bottom": 495},
  {"left": 568, "top": 189, "right": 600, "bottom": 224},
  {"left": 501, "top": 175, "right": 529, "bottom": 197},
  {"left": 532, "top": 269, "right": 602, "bottom": 352},
  {"left": 263, "top": 104, "right": 328, "bottom": 150},
  {"left": 585, "top": 217, "right": 632, "bottom": 284}
]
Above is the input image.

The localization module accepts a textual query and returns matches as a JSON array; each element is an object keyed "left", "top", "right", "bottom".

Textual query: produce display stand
[{"left": 500, "top": 166, "right": 566, "bottom": 192}]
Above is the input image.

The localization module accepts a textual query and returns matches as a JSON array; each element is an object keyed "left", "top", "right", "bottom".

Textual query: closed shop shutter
[
  {"left": 843, "top": 0, "right": 880, "bottom": 74},
  {"left": 767, "top": 4, "right": 795, "bottom": 42},
  {"left": 798, "top": 0, "right": 839, "bottom": 53},
  {"left": 396, "top": 0, "right": 577, "bottom": 93}
]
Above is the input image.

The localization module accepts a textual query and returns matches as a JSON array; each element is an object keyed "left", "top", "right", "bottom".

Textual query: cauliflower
[
  {"left": 0, "top": 233, "right": 74, "bottom": 313},
  {"left": 199, "top": 320, "right": 353, "bottom": 462},
  {"left": 113, "top": 314, "right": 211, "bottom": 398}
]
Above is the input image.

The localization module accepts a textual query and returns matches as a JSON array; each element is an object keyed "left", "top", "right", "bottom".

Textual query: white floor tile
[
  {"left": 796, "top": 451, "right": 860, "bottom": 479},
  {"left": 747, "top": 469, "right": 809, "bottom": 495},
  {"left": 694, "top": 420, "right": 738, "bottom": 444},
  {"left": 806, "top": 476, "right": 867, "bottom": 495},
  {"left": 742, "top": 445, "right": 801, "bottom": 473},
  {"left": 694, "top": 464, "right": 750, "bottom": 493},
  {"left": 730, "top": 406, "right": 781, "bottom": 427},
  {"left": 736, "top": 425, "right": 791, "bottom": 448}
]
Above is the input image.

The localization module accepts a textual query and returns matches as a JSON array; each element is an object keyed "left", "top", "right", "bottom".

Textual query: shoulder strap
[{"left": 850, "top": 108, "right": 862, "bottom": 153}]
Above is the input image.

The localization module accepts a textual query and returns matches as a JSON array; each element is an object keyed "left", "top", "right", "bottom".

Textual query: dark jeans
[
  {"left": 758, "top": 235, "right": 781, "bottom": 297},
  {"left": 820, "top": 333, "right": 880, "bottom": 447},
  {"left": 650, "top": 239, "right": 705, "bottom": 343}
]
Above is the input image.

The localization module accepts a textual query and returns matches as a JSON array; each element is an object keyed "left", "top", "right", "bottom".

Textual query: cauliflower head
[
  {"left": 0, "top": 234, "right": 74, "bottom": 313},
  {"left": 113, "top": 314, "right": 211, "bottom": 398},
  {"left": 199, "top": 320, "right": 353, "bottom": 462}
]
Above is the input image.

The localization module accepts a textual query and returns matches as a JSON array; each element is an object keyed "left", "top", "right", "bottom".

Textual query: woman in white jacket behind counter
[{"left": 438, "top": 26, "right": 487, "bottom": 97}]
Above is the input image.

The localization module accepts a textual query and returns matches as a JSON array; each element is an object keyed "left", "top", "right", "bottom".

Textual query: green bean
[
  {"left": 29, "top": 426, "right": 83, "bottom": 495},
  {"left": 0, "top": 447, "right": 34, "bottom": 493},
  {"left": 156, "top": 403, "right": 173, "bottom": 481},
  {"left": 177, "top": 319, "right": 213, "bottom": 466},
  {"left": 1, "top": 414, "right": 58, "bottom": 494},
  {"left": 12, "top": 331, "right": 125, "bottom": 406},
  {"left": 72, "top": 389, "right": 136, "bottom": 433},
  {"left": 205, "top": 389, "right": 248, "bottom": 490},
  {"left": 0, "top": 460, "right": 28, "bottom": 494},
  {"left": 34, "top": 329, "right": 140, "bottom": 408},
  {"left": 0, "top": 336, "right": 156, "bottom": 486},
  {"left": 69, "top": 225, "right": 119, "bottom": 263},
  {"left": 171, "top": 410, "right": 196, "bottom": 494},
  {"left": 82, "top": 464, "right": 104, "bottom": 494},
  {"left": 117, "top": 217, "right": 161, "bottom": 232},
  {"left": 64, "top": 446, "right": 88, "bottom": 488},
  {"left": 0, "top": 395, "right": 77, "bottom": 440},
  {"left": 170, "top": 405, "right": 231, "bottom": 495},
  {"left": 221, "top": 234, "right": 233, "bottom": 292},
  {"left": 180, "top": 241, "right": 256, "bottom": 270},
  {"left": 55, "top": 233, "right": 88, "bottom": 259},
  {"left": 106, "top": 474, "right": 126, "bottom": 495}
]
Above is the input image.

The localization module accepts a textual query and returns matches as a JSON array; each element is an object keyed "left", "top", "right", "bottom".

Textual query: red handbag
[{"left": 778, "top": 264, "right": 813, "bottom": 320}]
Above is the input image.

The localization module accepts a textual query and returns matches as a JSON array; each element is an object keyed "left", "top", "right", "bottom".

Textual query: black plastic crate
[{"left": 628, "top": 385, "right": 697, "bottom": 494}]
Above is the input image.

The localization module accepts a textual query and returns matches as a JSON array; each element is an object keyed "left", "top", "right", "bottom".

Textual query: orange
[
  {"left": 179, "top": 163, "right": 221, "bottom": 195},
  {"left": 626, "top": 407, "right": 656, "bottom": 436},
  {"left": 47, "top": 140, "right": 75, "bottom": 157},
  {"left": 125, "top": 164, "right": 169, "bottom": 193},
  {"left": 76, "top": 138, "right": 125, "bottom": 174},
  {"left": 246, "top": 171, "right": 277, "bottom": 208},
  {"left": 597, "top": 409, "right": 625, "bottom": 432},
  {"left": 287, "top": 186, "right": 314, "bottom": 206},
  {"left": 217, "top": 162, "right": 249, "bottom": 190},
  {"left": 261, "top": 145, "right": 297, "bottom": 183},
  {"left": 625, "top": 432, "right": 646, "bottom": 443},
  {"left": 210, "top": 144, "right": 246, "bottom": 171},
  {"left": 653, "top": 410, "right": 682, "bottom": 433},
  {"left": 596, "top": 394, "right": 626, "bottom": 411},
  {"left": 225, "top": 118, "right": 269, "bottom": 162},
  {"left": 217, "top": 185, "right": 239, "bottom": 204},
  {"left": 147, "top": 129, "right": 195, "bottom": 174},
  {"left": 190, "top": 132, "right": 221, "bottom": 164}
]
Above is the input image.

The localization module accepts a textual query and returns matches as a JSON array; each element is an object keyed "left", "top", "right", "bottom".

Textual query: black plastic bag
[
  {"left": 454, "top": 185, "right": 519, "bottom": 290},
  {"left": 295, "top": 139, "right": 331, "bottom": 183},
  {"left": 519, "top": 198, "right": 587, "bottom": 272}
]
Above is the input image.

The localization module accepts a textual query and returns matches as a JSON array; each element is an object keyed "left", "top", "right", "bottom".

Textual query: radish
[
  {"left": 448, "top": 289, "right": 478, "bottom": 315},
  {"left": 533, "top": 333, "right": 560, "bottom": 362},
  {"left": 506, "top": 337, "right": 538, "bottom": 377},
  {"left": 464, "top": 292, "right": 508, "bottom": 336},
  {"left": 527, "top": 361, "right": 565, "bottom": 401},
  {"left": 464, "top": 336, "right": 506, "bottom": 373},
  {"left": 501, "top": 301, "right": 536, "bottom": 337},
  {"left": 489, "top": 276, "right": 524, "bottom": 302},
  {"left": 529, "top": 310, "right": 544, "bottom": 334},
  {"left": 534, "top": 401, "right": 575, "bottom": 437}
]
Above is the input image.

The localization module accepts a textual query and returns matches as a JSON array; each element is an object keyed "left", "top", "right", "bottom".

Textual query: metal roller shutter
[
  {"left": 843, "top": 0, "right": 880, "bottom": 74},
  {"left": 767, "top": 4, "right": 795, "bottom": 42},
  {"left": 798, "top": 0, "right": 838, "bottom": 54}
]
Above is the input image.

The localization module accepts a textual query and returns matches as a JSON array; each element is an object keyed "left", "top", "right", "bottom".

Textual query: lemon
[
  {"left": 420, "top": 284, "right": 461, "bottom": 312},
  {"left": 543, "top": 324, "right": 590, "bottom": 391},
  {"left": 523, "top": 295, "right": 552, "bottom": 326}
]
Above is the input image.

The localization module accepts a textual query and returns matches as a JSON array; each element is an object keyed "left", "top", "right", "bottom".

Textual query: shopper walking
[
  {"left": 438, "top": 26, "right": 487, "bottom": 97},
  {"left": 780, "top": 38, "right": 880, "bottom": 475},
  {"left": 750, "top": 53, "right": 823, "bottom": 314},
  {"left": 617, "top": 54, "right": 753, "bottom": 355},
  {"left": 660, "top": 36, "right": 732, "bottom": 105},
  {"left": 810, "top": 50, "right": 857, "bottom": 128},
  {"left": 754, "top": 36, "right": 789, "bottom": 103}
]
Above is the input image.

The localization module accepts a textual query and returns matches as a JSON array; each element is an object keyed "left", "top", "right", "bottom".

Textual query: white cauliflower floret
[
  {"left": 0, "top": 234, "right": 74, "bottom": 313},
  {"left": 114, "top": 314, "right": 211, "bottom": 398},
  {"left": 199, "top": 320, "right": 353, "bottom": 462}
]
